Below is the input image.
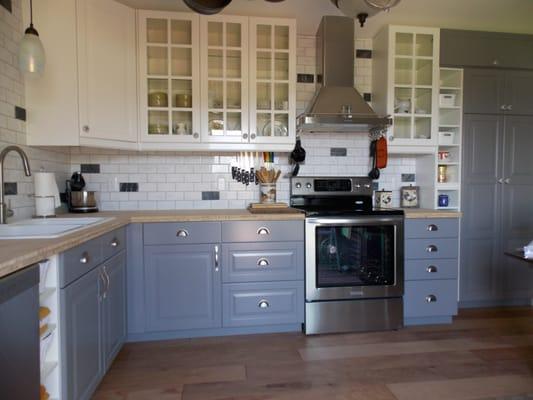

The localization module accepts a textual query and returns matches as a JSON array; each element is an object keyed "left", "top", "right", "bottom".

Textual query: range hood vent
[{"left": 297, "top": 16, "right": 391, "bottom": 133}]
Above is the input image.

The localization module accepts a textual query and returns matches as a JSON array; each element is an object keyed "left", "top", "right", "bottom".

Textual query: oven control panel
[{"left": 290, "top": 176, "right": 373, "bottom": 196}]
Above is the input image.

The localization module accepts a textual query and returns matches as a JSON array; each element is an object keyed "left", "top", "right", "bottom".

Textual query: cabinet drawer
[
  {"left": 404, "top": 280, "right": 458, "bottom": 318},
  {"left": 101, "top": 227, "right": 126, "bottom": 261},
  {"left": 405, "top": 218, "right": 459, "bottom": 239},
  {"left": 405, "top": 238, "right": 458, "bottom": 260},
  {"left": 143, "top": 222, "right": 221, "bottom": 245},
  {"left": 405, "top": 259, "right": 458, "bottom": 281},
  {"left": 223, "top": 281, "right": 304, "bottom": 327},
  {"left": 60, "top": 238, "right": 102, "bottom": 288},
  {"left": 222, "top": 242, "right": 304, "bottom": 283},
  {"left": 222, "top": 221, "right": 303, "bottom": 243}
]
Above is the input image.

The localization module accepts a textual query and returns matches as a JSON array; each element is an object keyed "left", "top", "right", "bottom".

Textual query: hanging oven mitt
[{"left": 375, "top": 136, "right": 388, "bottom": 169}]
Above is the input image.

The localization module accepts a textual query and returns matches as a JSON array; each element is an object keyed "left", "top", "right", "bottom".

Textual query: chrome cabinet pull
[
  {"left": 426, "top": 245, "right": 438, "bottom": 253},
  {"left": 103, "top": 265, "right": 110, "bottom": 299},
  {"left": 214, "top": 245, "right": 219, "bottom": 272},
  {"left": 98, "top": 271, "right": 106, "bottom": 301},
  {"left": 257, "top": 227, "right": 270, "bottom": 235},
  {"left": 80, "top": 252, "right": 90, "bottom": 264},
  {"left": 503, "top": 178, "right": 510, "bottom": 184},
  {"left": 497, "top": 178, "right": 504, "bottom": 184},
  {"left": 176, "top": 229, "right": 189, "bottom": 238},
  {"left": 427, "top": 224, "right": 438, "bottom": 232},
  {"left": 426, "top": 265, "right": 438, "bottom": 273},
  {"left": 507, "top": 104, "right": 513, "bottom": 111},
  {"left": 257, "top": 258, "right": 270, "bottom": 267},
  {"left": 258, "top": 299, "right": 270, "bottom": 309},
  {"left": 110, "top": 238, "right": 119, "bottom": 247},
  {"left": 425, "top": 294, "right": 437, "bottom": 303},
  {"left": 500, "top": 104, "right": 507, "bottom": 110}
]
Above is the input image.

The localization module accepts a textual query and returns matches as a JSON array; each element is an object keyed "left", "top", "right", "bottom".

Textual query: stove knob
[
  {"left": 295, "top": 182, "right": 302, "bottom": 189},
  {"left": 306, "top": 183, "right": 312, "bottom": 189},
  {"left": 364, "top": 184, "right": 371, "bottom": 188},
  {"left": 355, "top": 184, "right": 361, "bottom": 188}
]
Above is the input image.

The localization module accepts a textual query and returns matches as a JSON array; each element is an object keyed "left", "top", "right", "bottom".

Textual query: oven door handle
[{"left": 306, "top": 216, "right": 404, "bottom": 226}]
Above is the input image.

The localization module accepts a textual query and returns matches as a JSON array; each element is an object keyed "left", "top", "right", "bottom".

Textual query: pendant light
[
  {"left": 19, "top": 0, "right": 45, "bottom": 76},
  {"left": 364, "top": 0, "right": 401, "bottom": 11}
]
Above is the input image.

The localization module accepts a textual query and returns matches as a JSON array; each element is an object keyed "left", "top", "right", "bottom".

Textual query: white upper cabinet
[
  {"left": 249, "top": 18, "right": 296, "bottom": 146},
  {"left": 201, "top": 16, "right": 249, "bottom": 144},
  {"left": 138, "top": 11, "right": 201, "bottom": 144},
  {"left": 373, "top": 26, "right": 440, "bottom": 153},
  {"left": 77, "top": 0, "right": 138, "bottom": 147}
]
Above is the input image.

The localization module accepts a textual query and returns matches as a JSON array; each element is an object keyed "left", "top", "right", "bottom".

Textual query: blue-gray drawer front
[
  {"left": 405, "top": 218, "right": 459, "bottom": 239},
  {"left": 223, "top": 281, "right": 304, "bottom": 327},
  {"left": 405, "top": 259, "right": 458, "bottom": 281},
  {"left": 101, "top": 227, "right": 126, "bottom": 261},
  {"left": 405, "top": 238, "right": 458, "bottom": 260},
  {"left": 222, "top": 242, "right": 304, "bottom": 283},
  {"left": 143, "top": 222, "right": 221, "bottom": 245},
  {"left": 404, "top": 280, "right": 458, "bottom": 317},
  {"left": 59, "top": 238, "right": 102, "bottom": 288},
  {"left": 221, "top": 221, "right": 304, "bottom": 243}
]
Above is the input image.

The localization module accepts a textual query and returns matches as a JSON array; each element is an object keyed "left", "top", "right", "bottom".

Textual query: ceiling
[{"left": 117, "top": 0, "right": 533, "bottom": 37}]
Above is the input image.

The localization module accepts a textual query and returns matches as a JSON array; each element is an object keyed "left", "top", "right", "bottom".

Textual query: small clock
[{"left": 400, "top": 185, "right": 419, "bottom": 208}]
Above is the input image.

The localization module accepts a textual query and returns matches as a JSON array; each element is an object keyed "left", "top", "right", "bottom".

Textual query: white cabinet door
[
  {"left": 249, "top": 18, "right": 296, "bottom": 146},
  {"left": 138, "top": 11, "right": 201, "bottom": 144},
  {"left": 24, "top": 0, "right": 80, "bottom": 146},
  {"left": 77, "top": 0, "right": 137, "bottom": 145},
  {"left": 200, "top": 15, "right": 249, "bottom": 144}
]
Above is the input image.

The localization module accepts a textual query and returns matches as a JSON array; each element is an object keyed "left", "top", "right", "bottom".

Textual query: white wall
[{"left": 0, "top": 0, "right": 70, "bottom": 220}]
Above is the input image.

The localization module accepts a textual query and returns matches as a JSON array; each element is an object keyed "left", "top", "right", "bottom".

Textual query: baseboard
[
  {"left": 459, "top": 299, "right": 532, "bottom": 308},
  {"left": 404, "top": 316, "right": 453, "bottom": 326}
]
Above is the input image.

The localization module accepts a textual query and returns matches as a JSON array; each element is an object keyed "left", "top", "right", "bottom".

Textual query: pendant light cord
[{"left": 30, "top": 0, "right": 33, "bottom": 27}]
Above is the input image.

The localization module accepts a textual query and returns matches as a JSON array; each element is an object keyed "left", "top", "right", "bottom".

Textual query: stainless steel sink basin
[{"left": 0, "top": 217, "right": 114, "bottom": 239}]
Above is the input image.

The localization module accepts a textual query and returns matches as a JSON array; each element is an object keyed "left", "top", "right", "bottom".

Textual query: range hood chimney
[{"left": 297, "top": 16, "right": 391, "bottom": 133}]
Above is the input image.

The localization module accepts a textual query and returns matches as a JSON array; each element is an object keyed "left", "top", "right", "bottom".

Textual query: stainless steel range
[{"left": 290, "top": 176, "right": 404, "bottom": 335}]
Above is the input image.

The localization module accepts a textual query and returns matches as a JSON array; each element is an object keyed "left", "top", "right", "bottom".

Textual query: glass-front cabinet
[
  {"left": 373, "top": 26, "right": 440, "bottom": 152},
  {"left": 138, "top": 11, "right": 201, "bottom": 143},
  {"left": 200, "top": 16, "right": 249, "bottom": 143},
  {"left": 249, "top": 18, "right": 296, "bottom": 145}
]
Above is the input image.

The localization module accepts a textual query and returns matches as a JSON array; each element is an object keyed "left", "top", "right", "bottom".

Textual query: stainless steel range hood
[{"left": 297, "top": 16, "right": 391, "bottom": 133}]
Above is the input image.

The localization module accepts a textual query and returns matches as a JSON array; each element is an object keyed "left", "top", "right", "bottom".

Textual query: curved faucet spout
[{"left": 0, "top": 146, "right": 32, "bottom": 223}]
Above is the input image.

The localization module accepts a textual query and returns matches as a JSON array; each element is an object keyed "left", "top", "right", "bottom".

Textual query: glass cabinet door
[
  {"left": 390, "top": 27, "right": 438, "bottom": 146},
  {"left": 139, "top": 12, "right": 200, "bottom": 143},
  {"left": 249, "top": 18, "right": 296, "bottom": 144},
  {"left": 200, "top": 16, "right": 249, "bottom": 143}
]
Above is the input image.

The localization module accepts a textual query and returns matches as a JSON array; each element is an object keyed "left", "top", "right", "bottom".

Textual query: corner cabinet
[
  {"left": 138, "top": 12, "right": 296, "bottom": 151},
  {"left": 373, "top": 26, "right": 440, "bottom": 153}
]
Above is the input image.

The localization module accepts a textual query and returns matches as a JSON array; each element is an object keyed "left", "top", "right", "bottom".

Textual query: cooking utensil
[
  {"left": 289, "top": 138, "right": 305, "bottom": 177},
  {"left": 368, "top": 140, "right": 380, "bottom": 180},
  {"left": 183, "top": 0, "right": 232, "bottom": 15}
]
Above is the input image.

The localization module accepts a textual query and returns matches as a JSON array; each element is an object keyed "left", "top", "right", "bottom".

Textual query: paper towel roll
[{"left": 34, "top": 172, "right": 60, "bottom": 208}]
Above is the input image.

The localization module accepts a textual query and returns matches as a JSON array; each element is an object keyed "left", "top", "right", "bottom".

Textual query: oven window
[{"left": 315, "top": 225, "right": 395, "bottom": 287}]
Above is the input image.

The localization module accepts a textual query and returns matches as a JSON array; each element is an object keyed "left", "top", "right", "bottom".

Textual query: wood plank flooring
[{"left": 93, "top": 307, "right": 533, "bottom": 400}]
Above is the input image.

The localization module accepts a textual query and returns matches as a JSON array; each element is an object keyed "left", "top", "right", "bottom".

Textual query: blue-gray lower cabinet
[
  {"left": 61, "top": 266, "right": 103, "bottom": 400},
  {"left": 404, "top": 218, "right": 460, "bottom": 326},
  {"left": 144, "top": 244, "right": 222, "bottom": 332}
]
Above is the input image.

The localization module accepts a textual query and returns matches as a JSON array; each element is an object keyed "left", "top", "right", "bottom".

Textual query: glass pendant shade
[
  {"left": 364, "top": 0, "right": 401, "bottom": 10},
  {"left": 19, "top": 27, "right": 45, "bottom": 76}
]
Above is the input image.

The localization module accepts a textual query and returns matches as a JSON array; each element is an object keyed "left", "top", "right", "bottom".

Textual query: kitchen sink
[{"left": 0, "top": 217, "right": 114, "bottom": 239}]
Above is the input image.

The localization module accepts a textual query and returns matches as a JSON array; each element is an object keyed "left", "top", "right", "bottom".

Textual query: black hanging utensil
[
  {"left": 368, "top": 140, "right": 380, "bottom": 180},
  {"left": 289, "top": 137, "right": 306, "bottom": 177}
]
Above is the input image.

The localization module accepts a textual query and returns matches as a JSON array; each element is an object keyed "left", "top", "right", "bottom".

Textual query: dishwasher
[{"left": 0, "top": 264, "right": 40, "bottom": 399}]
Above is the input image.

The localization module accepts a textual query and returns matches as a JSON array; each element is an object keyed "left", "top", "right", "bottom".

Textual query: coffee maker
[{"left": 66, "top": 172, "right": 98, "bottom": 213}]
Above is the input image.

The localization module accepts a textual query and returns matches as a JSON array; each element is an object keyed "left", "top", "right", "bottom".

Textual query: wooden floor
[{"left": 94, "top": 307, "right": 533, "bottom": 400}]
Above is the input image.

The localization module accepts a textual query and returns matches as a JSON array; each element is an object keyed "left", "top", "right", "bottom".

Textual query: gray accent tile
[
  {"left": 297, "top": 73, "right": 314, "bottom": 83},
  {"left": 372, "top": 182, "right": 379, "bottom": 191},
  {"left": 14, "top": 106, "right": 26, "bottom": 121},
  {"left": 202, "top": 191, "right": 220, "bottom": 200},
  {"left": 330, "top": 148, "right": 347, "bottom": 157},
  {"left": 363, "top": 93, "right": 372, "bottom": 102},
  {"left": 119, "top": 183, "right": 138, "bottom": 192},
  {"left": 3, "top": 182, "right": 17, "bottom": 195},
  {"left": 80, "top": 163, "right": 100, "bottom": 174},
  {"left": 402, "top": 173, "right": 416, "bottom": 182},
  {"left": 356, "top": 49, "right": 372, "bottom": 59}
]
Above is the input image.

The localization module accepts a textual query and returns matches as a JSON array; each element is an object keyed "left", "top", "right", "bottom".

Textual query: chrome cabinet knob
[
  {"left": 242, "top": 133, "right": 248, "bottom": 140},
  {"left": 426, "top": 245, "right": 438, "bottom": 253},
  {"left": 176, "top": 229, "right": 189, "bottom": 237},
  {"left": 257, "top": 227, "right": 270, "bottom": 235},
  {"left": 507, "top": 105, "right": 513, "bottom": 111},
  {"left": 257, "top": 258, "right": 270, "bottom": 267},
  {"left": 425, "top": 294, "right": 437, "bottom": 303},
  {"left": 426, "top": 265, "right": 438, "bottom": 273},
  {"left": 82, "top": 125, "right": 90, "bottom": 132},
  {"left": 500, "top": 105, "right": 507, "bottom": 110},
  {"left": 193, "top": 132, "right": 199, "bottom": 139},
  {"left": 497, "top": 178, "right": 504, "bottom": 184},
  {"left": 427, "top": 224, "right": 438, "bottom": 232},
  {"left": 250, "top": 133, "right": 256, "bottom": 139},
  {"left": 80, "top": 252, "right": 90, "bottom": 264},
  {"left": 503, "top": 178, "right": 510, "bottom": 184},
  {"left": 258, "top": 299, "right": 270, "bottom": 309},
  {"left": 110, "top": 238, "right": 119, "bottom": 247}
]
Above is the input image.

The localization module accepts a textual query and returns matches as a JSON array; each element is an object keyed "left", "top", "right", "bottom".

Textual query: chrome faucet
[{"left": 0, "top": 146, "right": 32, "bottom": 224}]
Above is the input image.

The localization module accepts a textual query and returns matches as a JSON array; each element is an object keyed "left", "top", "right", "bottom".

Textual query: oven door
[{"left": 305, "top": 216, "right": 404, "bottom": 301}]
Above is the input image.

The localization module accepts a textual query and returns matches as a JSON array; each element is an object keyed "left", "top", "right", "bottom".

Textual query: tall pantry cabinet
[{"left": 460, "top": 68, "right": 533, "bottom": 305}]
